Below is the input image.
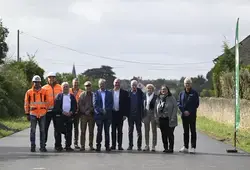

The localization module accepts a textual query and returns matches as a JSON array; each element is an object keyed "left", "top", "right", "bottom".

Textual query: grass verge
[
  {"left": 0, "top": 117, "right": 29, "bottom": 138},
  {"left": 196, "top": 116, "right": 250, "bottom": 153}
]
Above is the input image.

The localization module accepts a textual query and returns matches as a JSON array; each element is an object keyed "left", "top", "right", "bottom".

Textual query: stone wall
[{"left": 198, "top": 97, "right": 250, "bottom": 130}]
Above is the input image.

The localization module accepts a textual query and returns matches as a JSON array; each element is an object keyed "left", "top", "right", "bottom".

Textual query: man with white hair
[
  {"left": 53, "top": 82, "right": 77, "bottom": 151},
  {"left": 127, "top": 79, "right": 144, "bottom": 151},
  {"left": 93, "top": 78, "right": 113, "bottom": 152},
  {"left": 177, "top": 77, "right": 199, "bottom": 154}
]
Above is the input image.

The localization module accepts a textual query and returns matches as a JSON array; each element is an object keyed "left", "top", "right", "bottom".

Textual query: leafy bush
[
  {"left": 200, "top": 89, "right": 215, "bottom": 97},
  {"left": 0, "top": 62, "right": 29, "bottom": 117},
  {"left": 219, "top": 68, "right": 250, "bottom": 100},
  {"left": 7, "top": 56, "right": 45, "bottom": 86}
]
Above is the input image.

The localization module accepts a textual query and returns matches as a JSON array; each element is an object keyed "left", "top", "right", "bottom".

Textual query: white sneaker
[
  {"left": 190, "top": 148, "right": 196, "bottom": 154},
  {"left": 143, "top": 146, "right": 150, "bottom": 151},
  {"left": 151, "top": 146, "right": 156, "bottom": 151},
  {"left": 179, "top": 146, "right": 189, "bottom": 153}
]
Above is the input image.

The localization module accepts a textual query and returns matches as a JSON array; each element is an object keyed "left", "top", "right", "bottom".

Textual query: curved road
[{"left": 0, "top": 120, "right": 249, "bottom": 170}]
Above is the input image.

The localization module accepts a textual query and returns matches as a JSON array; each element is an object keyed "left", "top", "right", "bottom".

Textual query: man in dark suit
[
  {"left": 53, "top": 82, "right": 77, "bottom": 152},
  {"left": 93, "top": 78, "right": 113, "bottom": 152},
  {"left": 111, "top": 78, "right": 129, "bottom": 151},
  {"left": 127, "top": 80, "right": 144, "bottom": 151}
]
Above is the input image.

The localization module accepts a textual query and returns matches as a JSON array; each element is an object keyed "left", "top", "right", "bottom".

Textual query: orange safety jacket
[
  {"left": 42, "top": 83, "right": 62, "bottom": 112},
  {"left": 24, "top": 87, "right": 48, "bottom": 118},
  {"left": 69, "top": 88, "right": 83, "bottom": 103}
]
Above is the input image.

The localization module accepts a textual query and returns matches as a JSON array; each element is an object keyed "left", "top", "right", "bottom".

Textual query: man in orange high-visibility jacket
[
  {"left": 42, "top": 72, "right": 63, "bottom": 151},
  {"left": 24, "top": 75, "right": 48, "bottom": 152},
  {"left": 69, "top": 78, "right": 83, "bottom": 149}
]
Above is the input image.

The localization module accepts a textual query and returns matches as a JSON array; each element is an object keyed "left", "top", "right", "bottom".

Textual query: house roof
[{"left": 214, "top": 35, "right": 250, "bottom": 65}]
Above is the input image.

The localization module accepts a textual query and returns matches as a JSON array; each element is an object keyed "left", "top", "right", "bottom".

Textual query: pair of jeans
[
  {"left": 182, "top": 116, "right": 197, "bottom": 149},
  {"left": 128, "top": 116, "right": 142, "bottom": 148},
  {"left": 159, "top": 117, "right": 175, "bottom": 150},
  {"left": 111, "top": 111, "right": 124, "bottom": 148},
  {"left": 30, "top": 115, "right": 46, "bottom": 148}
]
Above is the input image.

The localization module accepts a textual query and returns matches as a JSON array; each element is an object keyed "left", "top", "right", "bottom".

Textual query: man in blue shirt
[{"left": 93, "top": 78, "right": 113, "bottom": 152}]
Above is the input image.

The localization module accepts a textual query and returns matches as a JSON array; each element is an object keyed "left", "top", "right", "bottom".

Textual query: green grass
[
  {"left": 0, "top": 117, "right": 29, "bottom": 138},
  {"left": 196, "top": 116, "right": 250, "bottom": 153}
]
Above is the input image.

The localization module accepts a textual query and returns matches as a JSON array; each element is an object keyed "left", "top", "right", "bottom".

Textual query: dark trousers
[
  {"left": 30, "top": 115, "right": 46, "bottom": 148},
  {"left": 96, "top": 118, "right": 111, "bottom": 149},
  {"left": 182, "top": 116, "right": 197, "bottom": 149},
  {"left": 73, "top": 116, "right": 80, "bottom": 146},
  {"left": 128, "top": 116, "right": 142, "bottom": 148},
  {"left": 159, "top": 117, "right": 175, "bottom": 150},
  {"left": 61, "top": 115, "right": 73, "bottom": 148},
  {"left": 111, "top": 111, "right": 124, "bottom": 148},
  {"left": 45, "top": 111, "right": 61, "bottom": 148}
]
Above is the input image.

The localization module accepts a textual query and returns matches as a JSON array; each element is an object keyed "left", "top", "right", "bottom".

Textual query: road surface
[{"left": 0, "top": 120, "right": 249, "bottom": 170}]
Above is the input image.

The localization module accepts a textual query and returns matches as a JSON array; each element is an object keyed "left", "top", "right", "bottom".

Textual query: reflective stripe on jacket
[
  {"left": 42, "top": 84, "right": 62, "bottom": 111},
  {"left": 24, "top": 87, "right": 48, "bottom": 118},
  {"left": 69, "top": 88, "right": 83, "bottom": 103}
]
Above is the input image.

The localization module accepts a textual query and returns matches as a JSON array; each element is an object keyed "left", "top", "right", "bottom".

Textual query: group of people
[{"left": 24, "top": 72, "right": 199, "bottom": 154}]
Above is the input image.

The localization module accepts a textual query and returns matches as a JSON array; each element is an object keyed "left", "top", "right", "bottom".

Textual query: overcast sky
[{"left": 1, "top": 0, "right": 250, "bottom": 80}]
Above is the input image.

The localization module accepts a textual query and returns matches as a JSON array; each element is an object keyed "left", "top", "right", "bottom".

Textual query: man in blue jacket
[
  {"left": 94, "top": 78, "right": 113, "bottom": 152},
  {"left": 177, "top": 77, "right": 199, "bottom": 154}
]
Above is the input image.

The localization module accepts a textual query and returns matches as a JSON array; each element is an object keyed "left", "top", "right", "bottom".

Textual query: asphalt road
[{"left": 0, "top": 120, "right": 249, "bottom": 170}]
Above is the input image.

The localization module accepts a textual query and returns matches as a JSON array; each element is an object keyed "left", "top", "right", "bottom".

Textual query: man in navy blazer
[
  {"left": 94, "top": 78, "right": 113, "bottom": 152},
  {"left": 53, "top": 82, "right": 77, "bottom": 152}
]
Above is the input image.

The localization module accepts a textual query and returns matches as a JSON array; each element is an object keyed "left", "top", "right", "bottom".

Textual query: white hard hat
[
  {"left": 32, "top": 75, "right": 41, "bottom": 82},
  {"left": 47, "top": 72, "right": 56, "bottom": 77}
]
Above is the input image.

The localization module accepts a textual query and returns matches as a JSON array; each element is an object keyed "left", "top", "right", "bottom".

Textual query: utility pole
[{"left": 17, "top": 29, "right": 20, "bottom": 61}]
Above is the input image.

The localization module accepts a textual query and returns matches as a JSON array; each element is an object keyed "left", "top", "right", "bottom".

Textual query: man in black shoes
[
  {"left": 53, "top": 82, "right": 77, "bottom": 152},
  {"left": 94, "top": 79, "right": 113, "bottom": 152},
  {"left": 111, "top": 79, "right": 129, "bottom": 151},
  {"left": 127, "top": 80, "right": 144, "bottom": 151}
]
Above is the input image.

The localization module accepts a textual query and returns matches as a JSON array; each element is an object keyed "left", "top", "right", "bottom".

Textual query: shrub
[{"left": 0, "top": 62, "right": 29, "bottom": 117}]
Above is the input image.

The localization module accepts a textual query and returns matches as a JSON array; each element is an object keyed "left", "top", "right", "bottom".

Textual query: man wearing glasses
[{"left": 78, "top": 81, "right": 95, "bottom": 151}]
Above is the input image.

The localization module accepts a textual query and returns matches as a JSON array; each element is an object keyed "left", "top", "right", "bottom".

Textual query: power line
[
  {"left": 21, "top": 31, "right": 213, "bottom": 66},
  {"left": 43, "top": 58, "right": 210, "bottom": 68},
  {"left": 47, "top": 61, "right": 210, "bottom": 71}
]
